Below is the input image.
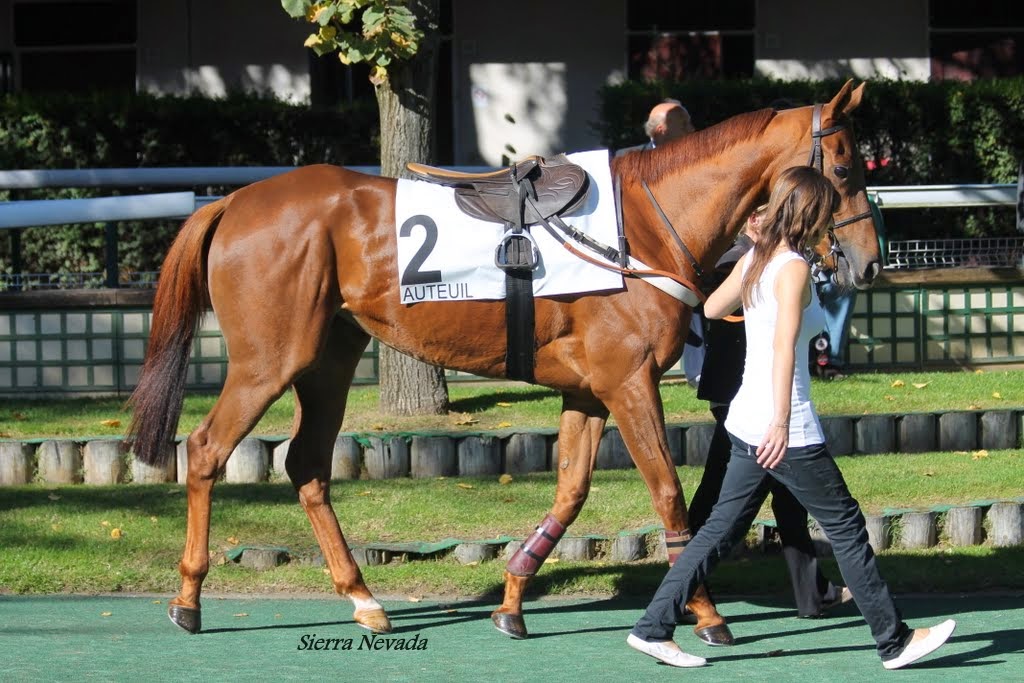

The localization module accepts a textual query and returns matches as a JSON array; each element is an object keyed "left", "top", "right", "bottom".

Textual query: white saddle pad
[{"left": 394, "top": 149, "right": 623, "bottom": 304}]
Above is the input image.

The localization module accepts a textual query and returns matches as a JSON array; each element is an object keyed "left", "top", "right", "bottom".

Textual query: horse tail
[{"left": 125, "top": 199, "right": 227, "bottom": 466}]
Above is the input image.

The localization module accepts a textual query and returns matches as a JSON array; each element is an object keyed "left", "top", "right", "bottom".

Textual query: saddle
[
  {"left": 406, "top": 154, "right": 590, "bottom": 227},
  {"left": 405, "top": 154, "right": 592, "bottom": 385}
]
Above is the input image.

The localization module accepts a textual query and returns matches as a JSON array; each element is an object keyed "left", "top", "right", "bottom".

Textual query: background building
[{"left": 1, "top": 0, "right": 1021, "bottom": 164}]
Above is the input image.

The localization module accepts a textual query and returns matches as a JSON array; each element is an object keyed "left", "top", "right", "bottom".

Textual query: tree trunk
[{"left": 374, "top": 0, "right": 449, "bottom": 416}]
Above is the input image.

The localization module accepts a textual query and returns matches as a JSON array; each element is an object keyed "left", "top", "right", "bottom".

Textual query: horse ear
[{"left": 827, "top": 79, "right": 865, "bottom": 116}]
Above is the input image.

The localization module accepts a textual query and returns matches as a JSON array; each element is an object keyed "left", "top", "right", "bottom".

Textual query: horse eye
[{"left": 834, "top": 166, "right": 849, "bottom": 180}]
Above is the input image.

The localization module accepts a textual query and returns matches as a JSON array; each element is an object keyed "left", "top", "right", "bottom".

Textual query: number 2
[{"left": 400, "top": 215, "right": 443, "bottom": 285}]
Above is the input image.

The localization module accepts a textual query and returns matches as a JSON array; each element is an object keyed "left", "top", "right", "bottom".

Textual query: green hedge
[
  {"left": 0, "top": 92, "right": 380, "bottom": 283},
  {"left": 596, "top": 78, "right": 1024, "bottom": 241}
]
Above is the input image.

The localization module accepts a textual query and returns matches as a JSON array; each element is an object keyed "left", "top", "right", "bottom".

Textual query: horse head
[{"left": 767, "top": 80, "right": 880, "bottom": 290}]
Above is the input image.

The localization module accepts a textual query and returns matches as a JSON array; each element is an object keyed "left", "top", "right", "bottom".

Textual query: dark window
[
  {"left": 929, "top": 1, "right": 1024, "bottom": 30},
  {"left": 12, "top": 0, "right": 136, "bottom": 93},
  {"left": 14, "top": 1, "right": 136, "bottom": 47},
  {"left": 931, "top": 33, "right": 1024, "bottom": 80},
  {"left": 929, "top": 0, "right": 1024, "bottom": 79},
  {"left": 626, "top": 0, "right": 755, "bottom": 81},
  {"left": 1, "top": 53, "right": 13, "bottom": 95},
  {"left": 21, "top": 49, "right": 136, "bottom": 93},
  {"left": 628, "top": 0, "right": 756, "bottom": 32}
]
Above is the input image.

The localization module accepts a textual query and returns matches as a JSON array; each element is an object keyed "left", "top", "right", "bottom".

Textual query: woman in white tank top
[{"left": 628, "top": 167, "right": 957, "bottom": 671}]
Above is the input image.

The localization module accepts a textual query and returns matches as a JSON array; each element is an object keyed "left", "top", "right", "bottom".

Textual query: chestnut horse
[{"left": 127, "top": 80, "right": 878, "bottom": 644}]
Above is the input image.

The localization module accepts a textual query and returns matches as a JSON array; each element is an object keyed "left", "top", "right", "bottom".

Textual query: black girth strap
[{"left": 503, "top": 175, "right": 537, "bottom": 383}]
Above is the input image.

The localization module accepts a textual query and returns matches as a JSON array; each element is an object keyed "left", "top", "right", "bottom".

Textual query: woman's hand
[{"left": 756, "top": 423, "right": 789, "bottom": 469}]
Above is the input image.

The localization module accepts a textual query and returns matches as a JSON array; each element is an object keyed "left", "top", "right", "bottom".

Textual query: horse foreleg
[
  {"left": 492, "top": 393, "right": 607, "bottom": 639},
  {"left": 167, "top": 371, "right": 287, "bottom": 634},
  {"left": 286, "top": 325, "right": 391, "bottom": 633},
  {"left": 602, "top": 370, "right": 735, "bottom": 647}
]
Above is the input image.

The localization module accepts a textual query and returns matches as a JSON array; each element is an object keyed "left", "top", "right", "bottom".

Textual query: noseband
[{"left": 807, "top": 103, "right": 873, "bottom": 276}]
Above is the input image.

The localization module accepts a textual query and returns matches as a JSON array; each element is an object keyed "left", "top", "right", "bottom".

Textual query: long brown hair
[{"left": 741, "top": 166, "right": 839, "bottom": 307}]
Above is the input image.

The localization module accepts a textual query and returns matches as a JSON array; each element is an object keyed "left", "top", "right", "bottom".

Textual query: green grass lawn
[
  {"left": 1, "top": 449, "right": 1021, "bottom": 596},
  {"left": 1, "top": 368, "right": 1022, "bottom": 440}
]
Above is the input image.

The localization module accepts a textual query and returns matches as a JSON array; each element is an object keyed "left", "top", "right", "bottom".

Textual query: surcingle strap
[
  {"left": 664, "top": 529, "right": 692, "bottom": 567},
  {"left": 506, "top": 514, "right": 566, "bottom": 576}
]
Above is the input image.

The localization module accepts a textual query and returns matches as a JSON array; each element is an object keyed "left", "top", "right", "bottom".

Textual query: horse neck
[{"left": 629, "top": 138, "right": 777, "bottom": 278}]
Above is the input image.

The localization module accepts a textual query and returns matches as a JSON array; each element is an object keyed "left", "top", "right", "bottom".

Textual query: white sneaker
[
  {"left": 627, "top": 633, "right": 707, "bottom": 668},
  {"left": 882, "top": 620, "right": 956, "bottom": 670}
]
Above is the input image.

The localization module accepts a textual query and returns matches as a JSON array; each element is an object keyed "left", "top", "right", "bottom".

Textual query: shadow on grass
[{"left": 449, "top": 388, "right": 559, "bottom": 414}]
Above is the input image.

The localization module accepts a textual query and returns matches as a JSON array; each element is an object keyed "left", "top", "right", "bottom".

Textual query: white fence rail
[{"left": 0, "top": 167, "right": 1020, "bottom": 282}]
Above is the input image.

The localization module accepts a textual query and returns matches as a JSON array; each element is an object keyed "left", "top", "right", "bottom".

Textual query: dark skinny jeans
[{"left": 633, "top": 434, "right": 912, "bottom": 661}]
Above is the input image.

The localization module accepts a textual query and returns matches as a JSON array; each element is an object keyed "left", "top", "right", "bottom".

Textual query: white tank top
[{"left": 724, "top": 250, "right": 825, "bottom": 447}]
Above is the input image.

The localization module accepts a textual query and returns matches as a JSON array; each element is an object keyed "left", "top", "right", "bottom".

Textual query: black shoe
[{"left": 798, "top": 586, "right": 853, "bottom": 619}]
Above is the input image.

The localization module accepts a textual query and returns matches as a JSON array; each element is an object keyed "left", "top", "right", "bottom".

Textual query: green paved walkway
[{"left": 1, "top": 593, "right": 1020, "bottom": 681}]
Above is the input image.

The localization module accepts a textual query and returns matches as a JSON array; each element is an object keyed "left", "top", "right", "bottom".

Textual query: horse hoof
[
  {"left": 491, "top": 611, "right": 528, "bottom": 639},
  {"left": 694, "top": 624, "right": 734, "bottom": 647},
  {"left": 354, "top": 608, "right": 392, "bottom": 634},
  {"left": 168, "top": 604, "right": 202, "bottom": 634}
]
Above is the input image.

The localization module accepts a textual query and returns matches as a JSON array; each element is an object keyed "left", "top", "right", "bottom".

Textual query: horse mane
[{"left": 611, "top": 108, "right": 778, "bottom": 184}]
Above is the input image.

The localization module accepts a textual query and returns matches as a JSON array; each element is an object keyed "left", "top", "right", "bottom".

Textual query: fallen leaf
[
  {"left": 51, "top": 524, "right": 60, "bottom": 531},
  {"left": 890, "top": 380, "right": 905, "bottom": 388},
  {"left": 923, "top": 471, "right": 934, "bottom": 477},
  {"left": 152, "top": 600, "right": 162, "bottom": 604},
  {"left": 453, "top": 414, "right": 479, "bottom": 426},
  {"left": 47, "top": 493, "right": 61, "bottom": 501},
  {"left": 992, "top": 392, "right": 1003, "bottom": 399},
  {"left": 408, "top": 596, "right": 422, "bottom": 603},
  {"left": 495, "top": 421, "right": 513, "bottom": 429},
  {"left": 972, "top": 450, "right": 989, "bottom": 460},
  {"left": 100, "top": 419, "right": 121, "bottom": 428},
  {"left": 465, "top": 561, "right": 479, "bottom": 567},
  {"left": 912, "top": 382, "right": 929, "bottom": 389},
  {"left": 372, "top": 423, "right": 385, "bottom": 431},
  {"left": 100, "top": 612, "right": 112, "bottom": 617},
  {"left": 967, "top": 404, "right": 981, "bottom": 410},
  {"left": 975, "top": 369, "right": 984, "bottom": 374},
  {"left": 498, "top": 474, "right": 513, "bottom": 485},
  {"left": 150, "top": 516, "right": 158, "bottom": 523},
  {"left": 101, "top": 520, "right": 110, "bottom": 527},
  {"left": 503, "top": 498, "right": 514, "bottom": 503},
  {"left": 323, "top": 568, "right": 331, "bottom": 575},
  {"left": 547, "top": 558, "right": 560, "bottom": 564},
  {"left": 442, "top": 608, "right": 458, "bottom": 614},
  {"left": 227, "top": 536, "right": 239, "bottom": 545},
  {"left": 233, "top": 613, "right": 249, "bottom": 618},
  {"left": 591, "top": 486, "right": 601, "bottom": 492},
  {"left": 496, "top": 402, "right": 513, "bottom": 407},
  {"left": 357, "top": 490, "right": 372, "bottom": 496},
  {"left": 274, "top": 613, "right": 283, "bottom": 619},
  {"left": 884, "top": 395, "right": 896, "bottom": 401},
  {"left": 0, "top": 432, "right": 11, "bottom": 438},
  {"left": 110, "top": 528, "right": 123, "bottom": 539},
  {"left": 456, "top": 483, "right": 474, "bottom": 489}
]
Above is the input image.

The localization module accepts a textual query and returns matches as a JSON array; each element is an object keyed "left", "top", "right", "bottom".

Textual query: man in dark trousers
[{"left": 687, "top": 209, "right": 851, "bottom": 618}]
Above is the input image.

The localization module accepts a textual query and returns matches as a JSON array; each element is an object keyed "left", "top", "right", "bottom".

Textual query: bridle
[{"left": 806, "top": 103, "right": 873, "bottom": 276}]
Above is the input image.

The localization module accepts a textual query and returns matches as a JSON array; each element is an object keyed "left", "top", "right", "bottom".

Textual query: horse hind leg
[
  {"left": 167, "top": 367, "right": 294, "bottom": 633},
  {"left": 492, "top": 393, "right": 607, "bottom": 639},
  {"left": 283, "top": 320, "right": 390, "bottom": 632},
  {"left": 601, "top": 369, "right": 734, "bottom": 647}
]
